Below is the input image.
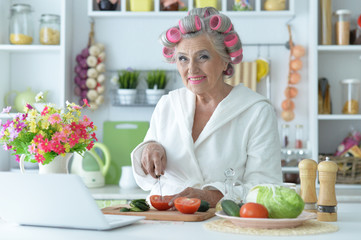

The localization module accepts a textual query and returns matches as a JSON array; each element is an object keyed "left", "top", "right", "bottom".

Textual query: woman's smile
[{"left": 188, "top": 76, "right": 206, "bottom": 84}]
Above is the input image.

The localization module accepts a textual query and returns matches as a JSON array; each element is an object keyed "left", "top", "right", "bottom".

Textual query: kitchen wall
[{"left": 73, "top": 0, "right": 310, "bottom": 145}]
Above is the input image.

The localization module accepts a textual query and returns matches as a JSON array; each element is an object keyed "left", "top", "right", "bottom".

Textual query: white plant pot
[
  {"left": 117, "top": 89, "right": 137, "bottom": 105},
  {"left": 146, "top": 89, "right": 165, "bottom": 105}
]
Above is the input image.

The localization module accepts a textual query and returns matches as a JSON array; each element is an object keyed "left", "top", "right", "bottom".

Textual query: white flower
[
  {"left": 66, "top": 101, "right": 71, "bottom": 107},
  {"left": 110, "top": 75, "right": 119, "bottom": 85},
  {"left": 35, "top": 92, "right": 44, "bottom": 103}
]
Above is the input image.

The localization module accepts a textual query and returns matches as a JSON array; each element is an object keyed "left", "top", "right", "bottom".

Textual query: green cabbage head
[{"left": 246, "top": 184, "right": 304, "bottom": 218}]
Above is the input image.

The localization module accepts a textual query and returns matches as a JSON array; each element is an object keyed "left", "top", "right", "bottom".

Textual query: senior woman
[{"left": 131, "top": 7, "right": 282, "bottom": 207}]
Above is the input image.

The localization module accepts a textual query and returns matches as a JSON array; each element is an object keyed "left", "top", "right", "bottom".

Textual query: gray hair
[{"left": 159, "top": 7, "right": 243, "bottom": 77}]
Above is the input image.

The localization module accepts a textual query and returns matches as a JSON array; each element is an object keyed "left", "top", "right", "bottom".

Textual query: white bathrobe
[{"left": 131, "top": 84, "right": 282, "bottom": 200}]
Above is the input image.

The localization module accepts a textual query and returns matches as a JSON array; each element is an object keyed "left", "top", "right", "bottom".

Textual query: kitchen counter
[
  {"left": 90, "top": 185, "right": 150, "bottom": 200},
  {"left": 0, "top": 202, "right": 360, "bottom": 240},
  {"left": 89, "top": 185, "right": 361, "bottom": 203}
]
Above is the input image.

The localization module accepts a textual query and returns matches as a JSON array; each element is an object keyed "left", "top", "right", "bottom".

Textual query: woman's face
[{"left": 175, "top": 34, "right": 228, "bottom": 97}]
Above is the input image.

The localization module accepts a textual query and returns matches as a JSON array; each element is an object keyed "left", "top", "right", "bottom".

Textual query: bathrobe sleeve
[{"left": 240, "top": 104, "right": 282, "bottom": 195}]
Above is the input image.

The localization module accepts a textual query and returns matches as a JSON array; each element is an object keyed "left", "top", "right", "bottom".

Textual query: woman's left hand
[{"left": 168, "top": 187, "right": 223, "bottom": 208}]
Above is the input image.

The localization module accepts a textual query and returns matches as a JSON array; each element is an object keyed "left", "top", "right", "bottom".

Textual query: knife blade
[{"left": 157, "top": 175, "right": 163, "bottom": 200}]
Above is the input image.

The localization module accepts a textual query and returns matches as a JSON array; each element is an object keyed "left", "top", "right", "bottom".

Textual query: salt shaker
[{"left": 317, "top": 157, "right": 338, "bottom": 222}]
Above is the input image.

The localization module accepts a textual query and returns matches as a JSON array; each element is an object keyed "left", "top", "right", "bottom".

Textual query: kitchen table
[{"left": 0, "top": 202, "right": 360, "bottom": 240}]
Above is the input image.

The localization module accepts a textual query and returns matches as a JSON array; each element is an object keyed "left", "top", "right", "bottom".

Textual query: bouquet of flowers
[{"left": 0, "top": 97, "right": 97, "bottom": 165}]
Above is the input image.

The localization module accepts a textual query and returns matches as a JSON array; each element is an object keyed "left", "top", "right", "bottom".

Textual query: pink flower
[
  {"left": 82, "top": 115, "right": 90, "bottom": 124},
  {"left": 33, "top": 134, "right": 43, "bottom": 143},
  {"left": 86, "top": 141, "right": 94, "bottom": 151},
  {"left": 28, "top": 143, "right": 37, "bottom": 154},
  {"left": 39, "top": 139, "right": 51, "bottom": 152},
  {"left": 91, "top": 132, "right": 98, "bottom": 141},
  {"left": 3, "top": 144, "right": 12, "bottom": 150},
  {"left": 25, "top": 104, "right": 33, "bottom": 110},
  {"left": 72, "top": 105, "right": 82, "bottom": 110},
  {"left": 50, "top": 140, "right": 65, "bottom": 154},
  {"left": 68, "top": 134, "right": 79, "bottom": 147},
  {"left": 62, "top": 125, "right": 72, "bottom": 135},
  {"left": 1, "top": 106, "right": 11, "bottom": 114},
  {"left": 83, "top": 99, "right": 90, "bottom": 107},
  {"left": 70, "top": 122, "right": 78, "bottom": 131},
  {"left": 48, "top": 113, "right": 61, "bottom": 124},
  {"left": 35, "top": 154, "right": 45, "bottom": 164},
  {"left": 15, "top": 155, "right": 20, "bottom": 162},
  {"left": 41, "top": 106, "right": 49, "bottom": 116}
]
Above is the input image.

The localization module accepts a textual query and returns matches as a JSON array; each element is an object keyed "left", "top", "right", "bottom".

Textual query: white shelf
[
  {"left": 282, "top": 167, "right": 299, "bottom": 173},
  {"left": 318, "top": 45, "right": 361, "bottom": 52},
  {"left": 88, "top": 10, "right": 295, "bottom": 18},
  {"left": 88, "top": 0, "right": 295, "bottom": 18},
  {"left": 0, "top": 44, "right": 61, "bottom": 52},
  {"left": 318, "top": 114, "right": 361, "bottom": 120}
]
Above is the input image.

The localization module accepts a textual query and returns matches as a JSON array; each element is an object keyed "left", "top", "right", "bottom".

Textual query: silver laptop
[{"left": 0, "top": 172, "right": 145, "bottom": 230}]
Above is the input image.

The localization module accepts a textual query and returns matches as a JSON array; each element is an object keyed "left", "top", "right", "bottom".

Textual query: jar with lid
[
  {"left": 9, "top": 4, "right": 33, "bottom": 45},
  {"left": 39, "top": 14, "right": 60, "bottom": 45},
  {"left": 295, "top": 124, "right": 304, "bottom": 149},
  {"left": 341, "top": 79, "right": 360, "bottom": 114},
  {"left": 334, "top": 9, "right": 351, "bottom": 45}
]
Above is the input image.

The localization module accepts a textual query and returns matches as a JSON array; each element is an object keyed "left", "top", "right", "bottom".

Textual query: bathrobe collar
[{"left": 168, "top": 84, "right": 270, "bottom": 148}]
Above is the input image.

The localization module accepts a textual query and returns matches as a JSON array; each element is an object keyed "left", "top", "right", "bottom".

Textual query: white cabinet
[
  {"left": 0, "top": 0, "right": 73, "bottom": 118},
  {"left": 0, "top": 0, "right": 72, "bottom": 170},
  {"left": 309, "top": 0, "right": 361, "bottom": 160}
]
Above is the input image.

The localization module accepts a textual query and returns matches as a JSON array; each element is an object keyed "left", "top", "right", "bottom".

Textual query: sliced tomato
[
  {"left": 150, "top": 195, "right": 173, "bottom": 211},
  {"left": 174, "top": 197, "right": 201, "bottom": 214},
  {"left": 240, "top": 202, "right": 269, "bottom": 218}
]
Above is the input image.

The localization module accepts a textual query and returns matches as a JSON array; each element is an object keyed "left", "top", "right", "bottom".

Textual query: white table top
[
  {"left": 0, "top": 203, "right": 360, "bottom": 240},
  {"left": 89, "top": 185, "right": 361, "bottom": 203}
]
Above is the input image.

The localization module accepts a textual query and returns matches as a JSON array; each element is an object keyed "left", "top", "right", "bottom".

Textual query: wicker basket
[{"left": 319, "top": 155, "right": 361, "bottom": 184}]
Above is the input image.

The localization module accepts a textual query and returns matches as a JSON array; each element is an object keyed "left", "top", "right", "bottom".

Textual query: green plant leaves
[
  {"left": 146, "top": 70, "right": 167, "bottom": 89},
  {"left": 118, "top": 70, "right": 140, "bottom": 89}
]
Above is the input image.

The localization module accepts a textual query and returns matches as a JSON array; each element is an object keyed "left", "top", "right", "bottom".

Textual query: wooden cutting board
[{"left": 102, "top": 204, "right": 216, "bottom": 222}]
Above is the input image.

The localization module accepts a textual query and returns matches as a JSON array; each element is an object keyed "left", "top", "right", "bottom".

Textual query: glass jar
[
  {"left": 281, "top": 124, "right": 290, "bottom": 148},
  {"left": 335, "top": 9, "right": 351, "bottom": 45},
  {"left": 39, "top": 14, "right": 60, "bottom": 45},
  {"left": 341, "top": 79, "right": 360, "bottom": 114},
  {"left": 295, "top": 124, "right": 304, "bottom": 149},
  {"left": 9, "top": 4, "right": 33, "bottom": 45}
]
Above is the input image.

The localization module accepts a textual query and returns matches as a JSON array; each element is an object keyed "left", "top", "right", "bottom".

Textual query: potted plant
[
  {"left": 146, "top": 70, "right": 167, "bottom": 105},
  {"left": 116, "top": 68, "right": 140, "bottom": 104}
]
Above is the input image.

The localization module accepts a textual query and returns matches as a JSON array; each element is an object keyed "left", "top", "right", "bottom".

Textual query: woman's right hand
[{"left": 141, "top": 142, "right": 167, "bottom": 178}]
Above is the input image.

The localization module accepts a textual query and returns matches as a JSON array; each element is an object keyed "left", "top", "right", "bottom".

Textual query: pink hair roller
[
  {"left": 166, "top": 28, "right": 181, "bottom": 43},
  {"left": 178, "top": 20, "right": 186, "bottom": 34},
  {"left": 229, "top": 48, "right": 243, "bottom": 58},
  {"left": 224, "top": 34, "right": 238, "bottom": 48},
  {"left": 224, "top": 23, "right": 233, "bottom": 34},
  {"left": 195, "top": 16, "right": 201, "bottom": 31},
  {"left": 210, "top": 15, "right": 222, "bottom": 30},
  {"left": 163, "top": 47, "right": 175, "bottom": 58},
  {"left": 231, "top": 54, "right": 243, "bottom": 64}
]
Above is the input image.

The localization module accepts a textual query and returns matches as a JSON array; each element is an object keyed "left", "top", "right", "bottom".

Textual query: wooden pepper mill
[
  {"left": 317, "top": 158, "right": 338, "bottom": 222},
  {"left": 298, "top": 159, "right": 318, "bottom": 213}
]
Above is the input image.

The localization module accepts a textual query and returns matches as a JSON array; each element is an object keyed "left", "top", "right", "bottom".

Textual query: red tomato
[
  {"left": 150, "top": 195, "right": 173, "bottom": 211},
  {"left": 174, "top": 197, "right": 201, "bottom": 214},
  {"left": 240, "top": 203, "right": 269, "bottom": 218}
]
